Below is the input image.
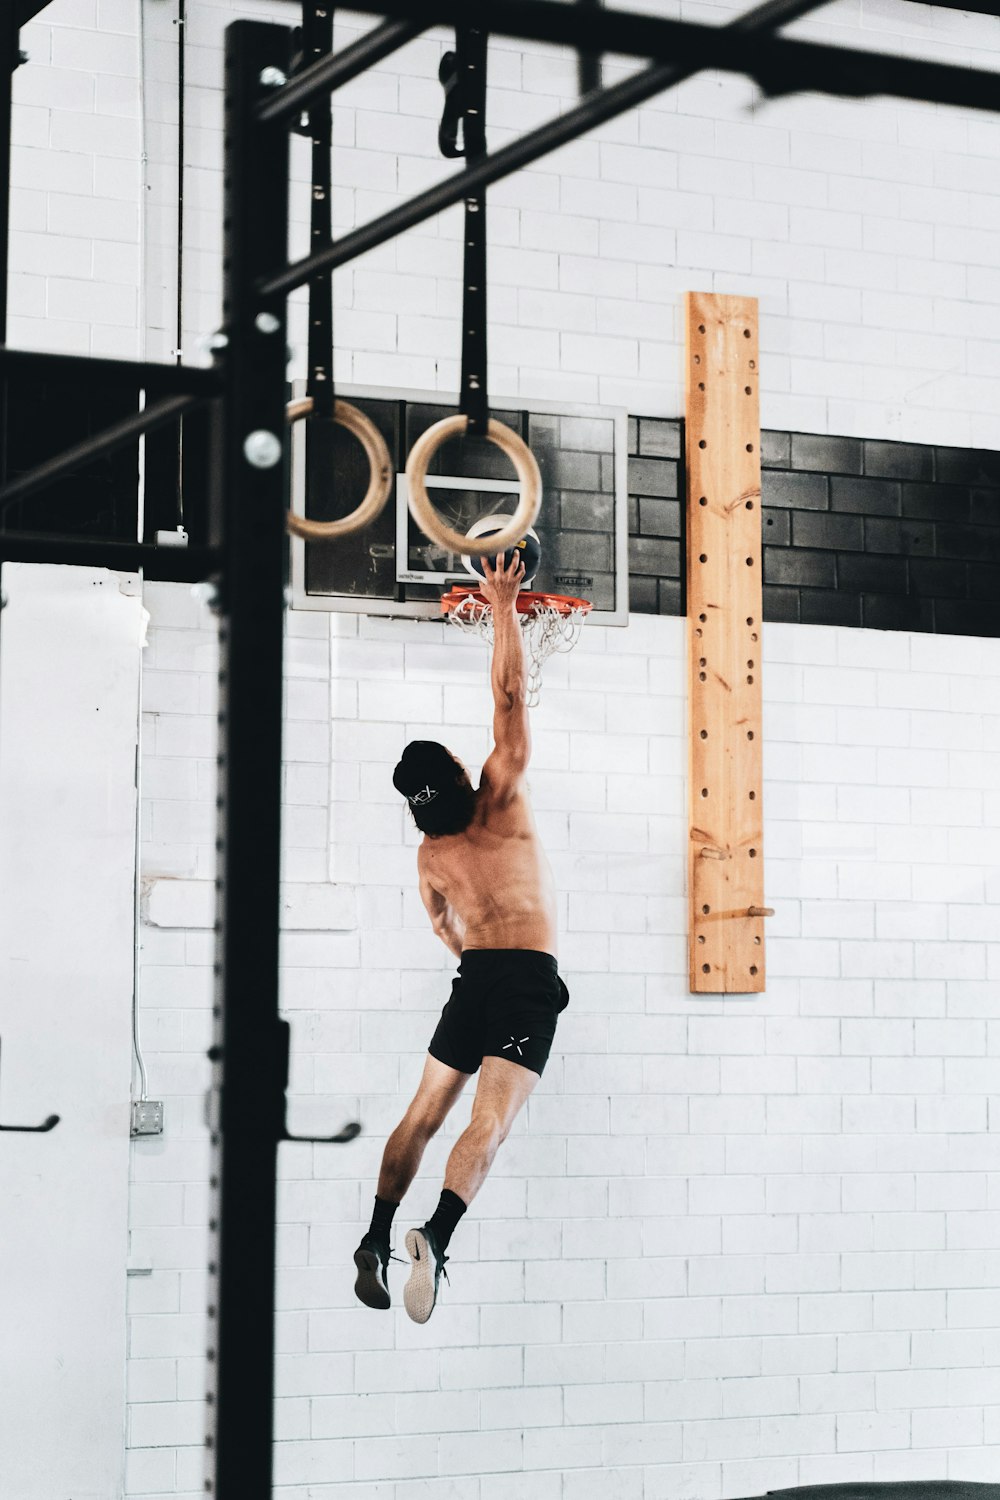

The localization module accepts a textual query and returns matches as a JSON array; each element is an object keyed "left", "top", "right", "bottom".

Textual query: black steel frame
[{"left": 3, "top": 2, "right": 1000, "bottom": 1497}]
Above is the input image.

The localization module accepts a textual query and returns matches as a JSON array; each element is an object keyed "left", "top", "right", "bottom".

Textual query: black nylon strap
[
  {"left": 455, "top": 23, "right": 489, "bottom": 435},
  {"left": 302, "top": 2, "right": 335, "bottom": 418}
]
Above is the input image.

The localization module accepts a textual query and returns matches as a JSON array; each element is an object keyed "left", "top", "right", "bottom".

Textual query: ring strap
[
  {"left": 442, "top": 19, "right": 489, "bottom": 437},
  {"left": 301, "top": 1, "right": 335, "bottom": 420}
]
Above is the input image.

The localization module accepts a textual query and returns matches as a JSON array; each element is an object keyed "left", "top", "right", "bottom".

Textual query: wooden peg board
[{"left": 685, "top": 291, "right": 767, "bottom": 994}]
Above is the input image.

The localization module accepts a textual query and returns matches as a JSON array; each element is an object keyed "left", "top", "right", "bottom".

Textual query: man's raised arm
[{"left": 479, "top": 552, "right": 531, "bottom": 800}]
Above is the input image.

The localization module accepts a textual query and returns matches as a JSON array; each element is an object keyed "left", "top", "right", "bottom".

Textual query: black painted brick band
[
  {"left": 793, "top": 512, "right": 864, "bottom": 551},
  {"left": 627, "top": 417, "right": 1000, "bottom": 637}
]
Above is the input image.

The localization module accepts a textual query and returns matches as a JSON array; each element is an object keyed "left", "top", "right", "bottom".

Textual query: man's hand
[{"left": 480, "top": 550, "right": 526, "bottom": 612}]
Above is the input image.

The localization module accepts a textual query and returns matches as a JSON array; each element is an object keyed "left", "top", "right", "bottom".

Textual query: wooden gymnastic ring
[
  {"left": 404, "top": 414, "right": 542, "bottom": 555},
  {"left": 285, "top": 397, "right": 393, "bottom": 540}
]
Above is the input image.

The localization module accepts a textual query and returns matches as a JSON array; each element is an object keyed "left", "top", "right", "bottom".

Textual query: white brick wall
[
  {"left": 130, "top": 582, "right": 1000, "bottom": 1498},
  {"left": 9, "top": 5, "right": 1000, "bottom": 1496}
]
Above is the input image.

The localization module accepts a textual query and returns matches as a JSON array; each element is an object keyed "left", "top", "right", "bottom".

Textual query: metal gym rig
[{"left": 2, "top": 2, "right": 1000, "bottom": 1495}]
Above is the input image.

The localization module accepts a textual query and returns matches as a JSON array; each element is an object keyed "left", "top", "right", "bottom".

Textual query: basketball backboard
[{"left": 287, "top": 386, "right": 629, "bottom": 625}]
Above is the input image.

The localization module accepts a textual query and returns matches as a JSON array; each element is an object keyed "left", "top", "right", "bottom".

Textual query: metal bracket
[
  {"left": 283, "top": 1120, "right": 362, "bottom": 1145},
  {"left": 0, "top": 1038, "right": 59, "bottom": 1133},
  {"left": 275, "top": 1021, "right": 361, "bottom": 1145}
]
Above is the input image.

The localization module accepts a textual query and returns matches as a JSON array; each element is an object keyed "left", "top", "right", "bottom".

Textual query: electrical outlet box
[{"left": 131, "top": 1100, "right": 164, "bottom": 1137}]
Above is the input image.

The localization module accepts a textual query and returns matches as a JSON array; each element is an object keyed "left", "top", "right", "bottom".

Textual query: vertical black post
[
  {"left": 303, "top": 1, "right": 335, "bottom": 419},
  {"left": 210, "top": 21, "right": 292, "bottom": 1500}
]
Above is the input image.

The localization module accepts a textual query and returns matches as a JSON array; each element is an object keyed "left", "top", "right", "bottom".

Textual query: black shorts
[{"left": 428, "top": 949, "right": 569, "bottom": 1079}]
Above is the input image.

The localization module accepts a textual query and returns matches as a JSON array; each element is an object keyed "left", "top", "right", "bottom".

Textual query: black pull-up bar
[
  {"left": 257, "top": 0, "right": 1000, "bottom": 301},
  {"left": 255, "top": 14, "right": 425, "bottom": 124},
  {"left": 0, "top": 392, "right": 208, "bottom": 511}
]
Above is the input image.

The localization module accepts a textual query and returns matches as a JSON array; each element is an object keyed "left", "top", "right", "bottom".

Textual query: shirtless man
[{"left": 353, "top": 551, "right": 569, "bottom": 1323}]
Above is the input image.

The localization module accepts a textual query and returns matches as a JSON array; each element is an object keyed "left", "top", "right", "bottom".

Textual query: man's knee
[
  {"left": 470, "top": 1109, "right": 506, "bottom": 1155},
  {"left": 404, "top": 1097, "right": 449, "bottom": 1141}
]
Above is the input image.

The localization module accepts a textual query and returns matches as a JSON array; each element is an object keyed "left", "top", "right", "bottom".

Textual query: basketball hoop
[{"left": 441, "top": 586, "right": 592, "bottom": 707}]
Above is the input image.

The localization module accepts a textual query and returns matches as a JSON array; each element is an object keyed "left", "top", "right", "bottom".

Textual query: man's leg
[
  {"left": 377, "top": 1054, "right": 471, "bottom": 1202},
  {"left": 402, "top": 1056, "right": 538, "bottom": 1323},
  {"left": 355, "top": 1054, "right": 469, "bottom": 1310},
  {"left": 443, "top": 1054, "right": 539, "bottom": 1204}
]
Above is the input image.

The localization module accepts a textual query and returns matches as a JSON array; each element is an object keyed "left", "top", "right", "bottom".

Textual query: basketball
[{"left": 462, "top": 514, "right": 541, "bottom": 587}]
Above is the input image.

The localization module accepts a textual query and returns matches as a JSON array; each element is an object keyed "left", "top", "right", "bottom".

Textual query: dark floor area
[{"left": 739, "top": 1483, "right": 1000, "bottom": 1500}]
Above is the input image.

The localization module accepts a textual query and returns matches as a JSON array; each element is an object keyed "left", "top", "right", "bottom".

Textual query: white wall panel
[{"left": 0, "top": 565, "right": 141, "bottom": 1499}]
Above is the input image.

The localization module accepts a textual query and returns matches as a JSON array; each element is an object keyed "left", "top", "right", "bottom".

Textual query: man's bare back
[{"left": 417, "top": 779, "right": 557, "bottom": 956}]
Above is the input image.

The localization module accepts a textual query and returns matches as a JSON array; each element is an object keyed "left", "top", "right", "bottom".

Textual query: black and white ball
[{"left": 462, "top": 514, "right": 541, "bottom": 588}]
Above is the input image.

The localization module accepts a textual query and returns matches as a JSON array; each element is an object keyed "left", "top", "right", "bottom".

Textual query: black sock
[
  {"left": 425, "top": 1188, "right": 467, "bottom": 1255},
  {"left": 368, "top": 1195, "right": 399, "bottom": 1249}
]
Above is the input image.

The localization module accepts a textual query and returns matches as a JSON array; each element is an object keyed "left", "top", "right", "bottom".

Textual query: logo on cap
[{"left": 408, "top": 785, "right": 439, "bottom": 806}]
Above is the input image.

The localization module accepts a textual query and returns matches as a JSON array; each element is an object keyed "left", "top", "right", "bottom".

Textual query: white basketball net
[{"left": 446, "top": 594, "right": 589, "bottom": 707}]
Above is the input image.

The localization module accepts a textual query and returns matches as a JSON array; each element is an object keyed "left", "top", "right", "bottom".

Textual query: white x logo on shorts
[{"left": 503, "top": 1035, "right": 530, "bottom": 1057}]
